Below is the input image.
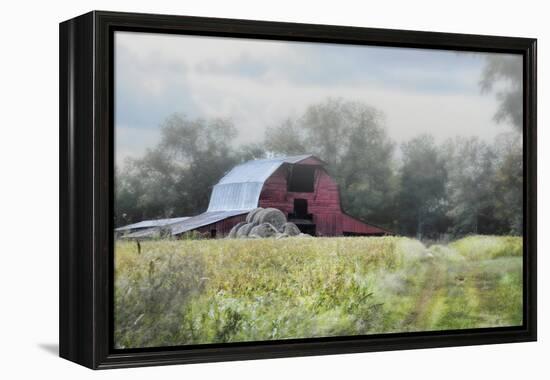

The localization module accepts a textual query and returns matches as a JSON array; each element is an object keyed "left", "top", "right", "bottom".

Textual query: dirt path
[{"left": 405, "top": 253, "right": 444, "bottom": 330}]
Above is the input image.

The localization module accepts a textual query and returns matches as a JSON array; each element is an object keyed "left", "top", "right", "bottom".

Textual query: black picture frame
[{"left": 59, "top": 10, "right": 537, "bottom": 369}]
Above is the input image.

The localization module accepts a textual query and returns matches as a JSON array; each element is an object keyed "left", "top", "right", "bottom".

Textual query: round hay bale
[
  {"left": 236, "top": 222, "right": 257, "bottom": 238},
  {"left": 282, "top": 222, "right": 301, "bottom": 236},
  {"left": 228, "top": 221, "right": 246, "bottom": 238},
  {"left": 275, "top": 233, "right": 289, "bottom": 239},
  {"left": 246, "top": 207, "right": 264, "bottom": 223},
  {"left": 251, "top": 208, "right": 267, "bottom": 224},
  {"left": 249, "top": 223, "right": 279, "bottom": 238},
  {"left": 257, "top": 208, "right": 287, "bottom": 231}
]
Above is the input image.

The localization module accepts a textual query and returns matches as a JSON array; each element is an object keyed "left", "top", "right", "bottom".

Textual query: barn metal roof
[
  {"left": 121, "top": 210, "right": 250, "bottom": 238},
  {"left": 115, "top": 217, "right": 191, "bottom": 232},
  {"left": 217, "top": 154, "right": 313, "bottom": 184},
  {"left": 207, "top": 154, "right": 315, "bottom": 212},
  {"left": 120, "top": 227, "right": 162, "bottom": 239},
  {"left": 170, "top": 210, "right": 250, "bottom": 235}
]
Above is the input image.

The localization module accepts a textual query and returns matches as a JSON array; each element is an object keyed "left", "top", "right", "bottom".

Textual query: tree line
[{"left": 115, "top": 56, "right": 522, "bottom": 239}]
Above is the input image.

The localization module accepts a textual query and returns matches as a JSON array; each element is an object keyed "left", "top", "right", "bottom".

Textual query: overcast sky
[{"left": 115, "top": 31, "right": 521, "bottom": 165}]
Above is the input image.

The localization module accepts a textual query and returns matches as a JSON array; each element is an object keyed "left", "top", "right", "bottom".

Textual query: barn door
[{"left": 294, "top": 198, "right": 308, "bottom": 218}]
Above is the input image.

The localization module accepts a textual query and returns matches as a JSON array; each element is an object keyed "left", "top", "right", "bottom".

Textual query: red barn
[{"left": 121, "top": 155, "right": 391, "bottom": 238}]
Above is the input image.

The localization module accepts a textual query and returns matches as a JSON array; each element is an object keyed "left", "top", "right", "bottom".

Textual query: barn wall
[
  {"left": 194, "top": 214, "right": 247, "bottom": 237},
  {"left": 258, "top": 161, "right": 391, "bottom": 236},
  {"left": 341, "top": 213, "right": 389, "bottom": 235},
  {"left": 259, "top": 165, "right": 344, "bottom": 236},
  {"left": 259, "top": 166, "right": 342, "bottom": 214}
]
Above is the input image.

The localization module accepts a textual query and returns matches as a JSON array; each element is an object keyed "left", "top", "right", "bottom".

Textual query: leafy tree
[
  {"left": 235, "top": 142, "right": 268, "bottom": 162},
  {"left": 264, "top": 118, "right": 306, "bottom": 155},
  {"left": 300, "top": 99, "right": 355, "bottom": 166},
  {"left": 442, "top": 137, "right": 504, "bottom": 236},
  {"left": 115, "top": 162, "right": 147, "bottom": 227},
  {"left": 491, "top": 133, "right": 523, "bottom": 234},
  {"left": 334, "top": 102, "right": 397, "bottom": 228},
  {"left": 397, "top": 135, "right": 448, "bottom": 239},
  {"left": 479, "top": 55, "right": 523, "bottom": 234},
  {"left": 115, "top": 114, "right": 239, "bottom": 226},
  {"left": 264, "top": 98, "right": 397, "bottom": 229},
  {"left": 480, "top": 55, "right": 523, "bottom": 132}
]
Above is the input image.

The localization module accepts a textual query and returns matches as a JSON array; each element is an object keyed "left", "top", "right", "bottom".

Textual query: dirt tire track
[{"left": 404, "top": 253, "right": 444, "bottom": 330}]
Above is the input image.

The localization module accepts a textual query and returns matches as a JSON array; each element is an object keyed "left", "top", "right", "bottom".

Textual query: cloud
[
  {"left": 114, "top": 31, "right": 522, "bottom": 165},
  {"left": 115, "top": 125, "right": 161, "bottom": 164}
]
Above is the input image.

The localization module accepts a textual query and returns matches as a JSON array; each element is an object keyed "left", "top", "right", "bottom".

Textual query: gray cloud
[{"left": 114, "top": 31, "right": 521, "bottom": 165}]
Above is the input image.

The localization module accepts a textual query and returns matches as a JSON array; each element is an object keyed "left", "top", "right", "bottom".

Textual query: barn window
[{"left": 288, "top": 165, "right": 315, "bottom": 192}]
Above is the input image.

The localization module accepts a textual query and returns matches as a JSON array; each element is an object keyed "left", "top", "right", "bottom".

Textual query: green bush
[{"left": 449, "top": 235, "right": 523, "bottom": 260}]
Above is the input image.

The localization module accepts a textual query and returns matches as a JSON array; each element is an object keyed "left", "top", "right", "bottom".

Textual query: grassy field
[{"left": 114, "top": 235, "right": 523, "bottom": 349}]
